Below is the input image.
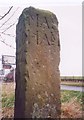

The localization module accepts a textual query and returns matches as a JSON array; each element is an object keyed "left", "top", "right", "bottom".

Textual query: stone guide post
[{"left": 14, "top": 7, "right": 61, "bottom": 118}]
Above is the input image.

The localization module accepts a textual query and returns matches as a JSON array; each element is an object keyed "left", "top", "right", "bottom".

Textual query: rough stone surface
[{"left": 14, "top": 6, "right": 61, "bottom": 118}]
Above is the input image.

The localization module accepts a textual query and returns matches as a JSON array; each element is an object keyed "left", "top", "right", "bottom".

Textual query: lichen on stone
[{"left": 32, "top": 103, "right": 57, "bottom": 118}]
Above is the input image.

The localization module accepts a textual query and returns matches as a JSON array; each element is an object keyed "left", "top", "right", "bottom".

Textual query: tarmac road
[{"left": 61, "top": 84, "right": 84, "bottom": 92}]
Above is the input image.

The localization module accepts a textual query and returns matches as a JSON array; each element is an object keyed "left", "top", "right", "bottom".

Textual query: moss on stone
[{"left": 36, "top": 8, "right": 54, "bottom": 16}]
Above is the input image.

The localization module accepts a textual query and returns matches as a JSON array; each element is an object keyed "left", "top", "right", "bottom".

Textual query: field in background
[
  {"left": 1, "top": 82, "right": 84, "bottom": 118},
  {"left": 61, "top": 76, "right": 83, "bottom": 79},
  {"left": 61, "top": 81, "right": 84, "bottom": 87},
  {"left": 61, "top": 76, "right": 84, "bottom": 87}
]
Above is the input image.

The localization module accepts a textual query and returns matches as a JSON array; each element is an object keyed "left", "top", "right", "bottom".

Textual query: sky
[{"left": 0, "top": 0, "right": 83, "bottom": 76}]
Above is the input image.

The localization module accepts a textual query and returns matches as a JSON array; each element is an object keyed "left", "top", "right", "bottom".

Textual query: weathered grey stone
[{"left": 14, "top": 6, "right": 61, "bottom": 118}]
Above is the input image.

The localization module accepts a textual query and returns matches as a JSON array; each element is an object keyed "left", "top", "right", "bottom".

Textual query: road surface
[{"left": 61, "top": 84, "right": 84, "bottom": 92}]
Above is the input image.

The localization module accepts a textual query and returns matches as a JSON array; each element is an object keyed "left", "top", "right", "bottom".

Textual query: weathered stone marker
[{"left": 14, "top": 7, "right": 61, "bottom": 118}]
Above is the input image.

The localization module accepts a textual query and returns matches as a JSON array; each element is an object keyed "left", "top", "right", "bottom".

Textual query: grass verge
[
  {"left": 61, "top": 90, "right": 84, "bottom": 105},
  {"left": 1, "top": 82, "right": 84, "bottom": 118},
  {"left": 61, "top": 81, "right": 84, "bottom": 87}
]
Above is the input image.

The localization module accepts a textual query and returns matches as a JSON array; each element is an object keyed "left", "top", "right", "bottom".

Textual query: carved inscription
[
  {"left": 45, "top": 33, "right": 50, "bottom": 45},
  {"left": 26, "top": 14, "right": 59, "bottom": 46},
  {"left": 36, "top": 30, "right": 38, "bottom": 44}
]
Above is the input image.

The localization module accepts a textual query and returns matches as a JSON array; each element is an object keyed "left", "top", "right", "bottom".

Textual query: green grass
[
  {"left": 61, "top": 90, "right": 84, "bottom": 105},
  {"left": 2, "top": 94, "right": 15, "bottom": 108},
  {"left": 2, "top": 90, "right": 84, "bottom": 108}
]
